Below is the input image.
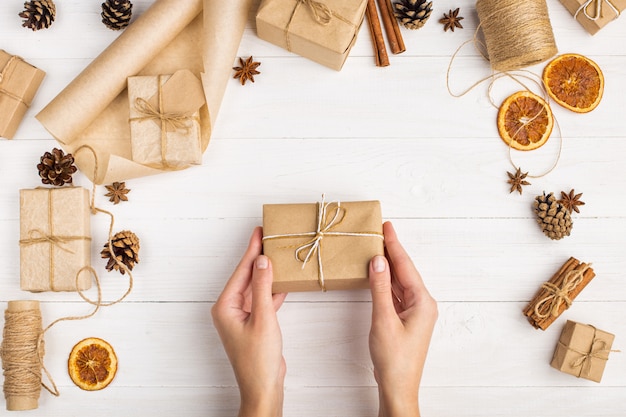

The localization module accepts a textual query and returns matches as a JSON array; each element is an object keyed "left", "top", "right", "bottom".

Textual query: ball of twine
[{"left": 476, "top": 0, "right": 557, "bottom": 71}]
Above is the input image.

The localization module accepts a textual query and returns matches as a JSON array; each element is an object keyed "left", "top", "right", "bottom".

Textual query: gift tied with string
[
  {"left": 560, "top": 0, "right": 625, "bottom": 35},
  {"left": 0, "top": 50, "right": 46, "bottom": 139},
  {"left": 263, "top": 197, "right": 384, "bottom": 292},
  {"left": 550, "top": 321, "right": 619, "bottom": 382},
  {"left": 256, "top": 0, "right": 368, "bottom": 71},
  {"left": 523, "top": 257, "right": 596, "bottom": 330}
]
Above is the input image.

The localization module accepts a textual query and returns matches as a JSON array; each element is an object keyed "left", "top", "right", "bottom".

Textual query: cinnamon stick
[
  {"left": 523, "top": 257, "right": 596, "bottom": 330},
  {"left": 377, "top": 0, "right": 405, "bottom": 54},
  {"left": 366, "top": 0, "right": 389, "bottom": 67}
]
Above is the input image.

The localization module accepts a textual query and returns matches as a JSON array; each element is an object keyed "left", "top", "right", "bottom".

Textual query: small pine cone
[
  {"left": 101, "top": 230, "right": 140, "bottom": 274},
  {"left": 19, "top": 0, "right": 56, "bottom": 31},
  {"left": 37, "top": 147, "right": 77, "bottom": 186},
  {"left": 393, "top": 0, "right": 433, "bottom": 30},
  {"left": 533, "top": 192, "right": 573, "bottom": 240},
  {"left": 101, "top": 0, "right": 133, "bottom": 31}
]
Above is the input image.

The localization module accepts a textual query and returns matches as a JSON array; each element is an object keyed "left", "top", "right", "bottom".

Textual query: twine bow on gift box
[
  {"left": 575, "top": 0, "right": 621, "bottom": 21},
  {"left": 0, "top": 55, "right": 30, "bottom": 109},
  {"left": 284, "top": 0, "right": 356, "bottom": 51},
  {"left": 533, "top": 264, "right": 591, "bottom": 318},
  {"left": 263, "top": 195, "right": 383, "bottom": 291},
  {"left": 561, "top": 327, "right": 620, "bottom": 378}
]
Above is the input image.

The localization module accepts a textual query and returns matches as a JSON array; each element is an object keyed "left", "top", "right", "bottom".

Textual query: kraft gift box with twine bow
[
  {"left": 256, "top": 0, "right": 368, "bottom": 70},
  {"left": 0, "top": 50, "right": 45, "bottom": 139},
  {"left": 551, "top": 320, "right": 618, "bottom": 382},
  {"left": 560, "top": 0, "right": 625, "bottom": 35},
  {"left": 263, "top": 197, "right": 384, "bottom": 292}
]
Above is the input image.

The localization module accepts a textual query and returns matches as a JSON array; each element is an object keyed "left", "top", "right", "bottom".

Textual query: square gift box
[
  {"left": 559, "top": 0, "right": 626, "bottom": 35},
  {"left": 19, "top": 187, "right": 92, "bottom": 292},
  {"left": 263, "top": 198, "right": 384, "bottom": 292},
  {"left": 256, "top": 0, "right": 368, "bottom": 70},
  {"left": 128, "top": 70, "right": 206, "bottom": 168},
  {"left": 0, "top": 50, "right": 45, "bottom": 139},
  {"left": 550, "top": 320, "right": 616, "bottom": 382}
]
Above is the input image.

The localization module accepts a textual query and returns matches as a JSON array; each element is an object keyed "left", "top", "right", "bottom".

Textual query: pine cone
[
  {"left": 19, "top": 0, "right": 56, "bottom": 31},
  {"left": 101, "top": 0, "right": 133, "bottom": 31},
  {"left": 533, "top": 192, "right": 573, "bottom": 240},
  {"left": 101, "top": 230, "right": 140, "bottom": 275},
  {"left": 37, "top": 148, "right": 77, "bottom": 186},
  {"left": 393, "top": 0, "right": 433, "bottom": 30}
]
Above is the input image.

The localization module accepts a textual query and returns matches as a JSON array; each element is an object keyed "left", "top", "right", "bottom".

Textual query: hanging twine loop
[
  {"left": 534, "top": 265, "right": 591, "bottom": 318},
  {"left": 263, "top": 195, "right": 383, "bottom": 291},
  {"left": 575, "top": 0, "right": 621, "bottom": 21}
]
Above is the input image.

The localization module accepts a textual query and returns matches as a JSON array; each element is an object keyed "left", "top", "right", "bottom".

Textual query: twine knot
[
  {"left": 575, "top": 0, "right": 620, "bottom": 21},
  {"left": 534, "top": 265, "right": 590, "bottom": 318},
  {"left": 19, "top": 229, "right": 77, "bottom": 254},
  {"left": 564, "top": 327, "right": 620, "bottom": 378}
]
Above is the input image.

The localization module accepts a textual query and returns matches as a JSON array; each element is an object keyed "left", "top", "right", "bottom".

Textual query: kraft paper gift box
[
  {"left": 560, "top": 0, "right": 626, "bottom": 35},
  {"left": 263, "top": 199, "right": 384, "bottom": 292},
  {"left": 256, "top": 0, "right": 368, "bottom": 70},
  {"left": 19, "top": 187, "right": 92, "bottom": 292},
  {"left": 128, "top": 69, "right": 206, "bottom": 168},
  {"left": 550, "top": 320, "right": 616, "bottom": 382},
  {"left": 0, "top": 50, "right": 45, "bottom": 139}
]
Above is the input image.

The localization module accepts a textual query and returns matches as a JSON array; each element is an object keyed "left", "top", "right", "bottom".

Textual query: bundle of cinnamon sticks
[
  {"left": 366, "top": 0, "right": 406, "bottom": 67},
  {"left": 523, "top": 257, "right": 595, "bottom": 330}
]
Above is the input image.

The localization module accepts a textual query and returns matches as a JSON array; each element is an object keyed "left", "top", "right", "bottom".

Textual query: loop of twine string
[
  {"left": 0, "top": 54, "right": 29, "bottom": 108},
  {"left": 2, "top": 144, "right": 135, "bottom": 400},
  {"left": 575, "top": 0, "right": 620, "bottom": 21},
  {"left": 533, "top": 265, "right": 591, "bottom": 319},
  {"left": 262, "top": 195, "right": 383, "bottom": 291}
]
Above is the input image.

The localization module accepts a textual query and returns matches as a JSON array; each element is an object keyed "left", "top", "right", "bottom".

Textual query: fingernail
[
  {"left": 372, "top": 256, "right": 386, "bottom": 273},
  {"left": 256, "top": 255, "right": 269, "bottom": 270}
]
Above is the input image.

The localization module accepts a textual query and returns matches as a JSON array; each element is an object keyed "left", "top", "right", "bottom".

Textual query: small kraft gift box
[
  {"left": 19, "top": 187, "right": 92, "bottom": 292},
  {"left": 560, "top": 0, "right": 625, "bottom": 35},
  {"left": 128, "top": 69, "right": 206, "bottom": 169},
  {"left": 256, "top": 0, "right": 368, "bottom": 70},
  {"left": 550, "top": 320, "right": 617, "bottom": 382},
  {"left": 0, "top": 50, "right": 45, "bottom": 139},
  {"left": 263, "top": 197, "right": 384, "bottom": 292}
]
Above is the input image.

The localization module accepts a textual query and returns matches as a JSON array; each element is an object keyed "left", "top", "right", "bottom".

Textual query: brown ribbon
[
  {"left": 18, "top": 188, "right": 91, "bottom": 291},
  {"left": 0, "top": 54, "right": 30, "bottom": 108},
  {"left": 130, "top": 74, "right": 195, "bottom": 168},
  {"left": 533, "top": 265, "right": 590, "bottom": 318},
  {"left": 284, "top": 0, "right": 356, "bottom": 51}
]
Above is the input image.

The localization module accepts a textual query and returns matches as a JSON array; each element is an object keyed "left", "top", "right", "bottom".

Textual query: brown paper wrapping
[
  {"left": 256, "top": 0, "right": 368, "bottom": 71},
  {"left": 35, "top": 0, "right": 253, "bottom": 184},
  {"left": 19, "top": 187, "right": 91, "bottom": 292},
  {"left": 128, "top": 70, "right": 205, "bottom": 168},
  {"left": 0, "top": 50, "right": 45, "bottom": 139},
  {"left": 560, "top": 0, "right": 625, "bottom": 35},
  {"left": 550, "top": 320, "right": 616, "bottom": 382},
  {"left": 263, "top": 200, "right": 383, "bottom": 292}
]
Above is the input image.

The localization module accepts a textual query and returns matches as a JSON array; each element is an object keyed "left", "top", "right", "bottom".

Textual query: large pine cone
[
  {"left": 37, "top": 148, "right": 77, "bottom": 186},
  {"left": 101, "top": 230, "right": 140, "bottom": 275},
  {"left": 533, "top": 192, "right": 573, "bottom": 240},
  {"left": 393, "top": 0, "right": 433, "bottom": 30},
  {"left": 101, "top": 0, "right": 133, "bottom": 31},
  {"left": 19, "top": 0, "right": 56, "bottom": 31}
]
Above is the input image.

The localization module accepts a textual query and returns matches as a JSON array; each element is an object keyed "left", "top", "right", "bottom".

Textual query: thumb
[
  {"left": 250, "top": 255, "right": 275, "bottom": 318},
  {"left": 369, "top": 255, "right": 396, "bottom": 323}
]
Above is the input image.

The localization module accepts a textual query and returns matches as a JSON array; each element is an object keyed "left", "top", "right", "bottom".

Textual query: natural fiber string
[
  {"left": 263, "top": 195, "right": 383, "bottom": 291},
  {"left": 0, "top": 55, "right": 29, "bottom": 108},
  {"left": 560, "top": 326, "right": 620, "bottom": 378},
  {"left": 533, "top": 265, "right": 591, "bottom": 319},
  {"left": 575, "top": 0, "right": 621, "bottom": 21},
  {"left": 283, "top": 0, "right": 356, "bottom": 51}
]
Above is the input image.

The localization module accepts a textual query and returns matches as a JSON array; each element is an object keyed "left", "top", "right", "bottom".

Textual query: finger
[
  {"left": 221, "top": 227, "right": 263, "bottom": 297},
  {"left": 369, "top": 255, "right": 397, "bottom": 324},
  {"left": 250, "top": 255, "right": 275, "bottom": 318},
  {"left": 383, "top": 222, "right": 428, "bottom": 294}
]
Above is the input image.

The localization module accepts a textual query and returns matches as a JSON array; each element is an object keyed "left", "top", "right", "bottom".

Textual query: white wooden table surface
[{"left": 1, "top": 0, "right": 625, "bottom": 415}]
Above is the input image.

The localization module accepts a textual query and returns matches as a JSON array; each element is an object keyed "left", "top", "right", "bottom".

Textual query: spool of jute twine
[{"left": 475, "top": 0, "right": 557, "bottom": 71}]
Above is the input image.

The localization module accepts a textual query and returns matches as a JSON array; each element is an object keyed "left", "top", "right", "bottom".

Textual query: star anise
[
  {"left": 233, "top": 56, "right": 261, "bottom": 85},
  {"left": 558, "top": 189, "right": 585, "bottom": 213},
  {"left": 439, "top": 8, "right": 464, "bottom": 32},
  {"left": 105, "top": 182, "right": 130, "bottom": 204},
  {"left": 507, "top": 167, "right": 531, "bottom": 195}
]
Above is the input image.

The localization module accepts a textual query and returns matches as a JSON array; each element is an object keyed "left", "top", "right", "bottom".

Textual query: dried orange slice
[
  {"left": 497, "top": 91, "right": 554, "bottom": 151},
  {"left": 542, "top": 53, "right": 604, "bottom": 113},
  {"left": 68, "top": 337, "right": 118, "bottom": 391}
]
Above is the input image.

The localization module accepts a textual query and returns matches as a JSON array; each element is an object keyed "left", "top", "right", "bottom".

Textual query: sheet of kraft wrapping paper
[{"left": 36, "top": 0, "right": 253, "bottom": 184}]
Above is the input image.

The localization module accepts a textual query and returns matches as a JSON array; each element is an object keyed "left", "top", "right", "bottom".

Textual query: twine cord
[
  {"left": 0, "top": 55, "right": 29, "bottom": 108},
  {"left": 262, "top": 195, "right": 383, "bottom": 291},
  {"left": 575, "top": 0, "right": 620, "bottom": 21},
  {"left": 533, "top": 265, "right": 591, "bottom": 319},
  {"left": 561, "top": 326, "right": 620, "bottom": 378}
]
